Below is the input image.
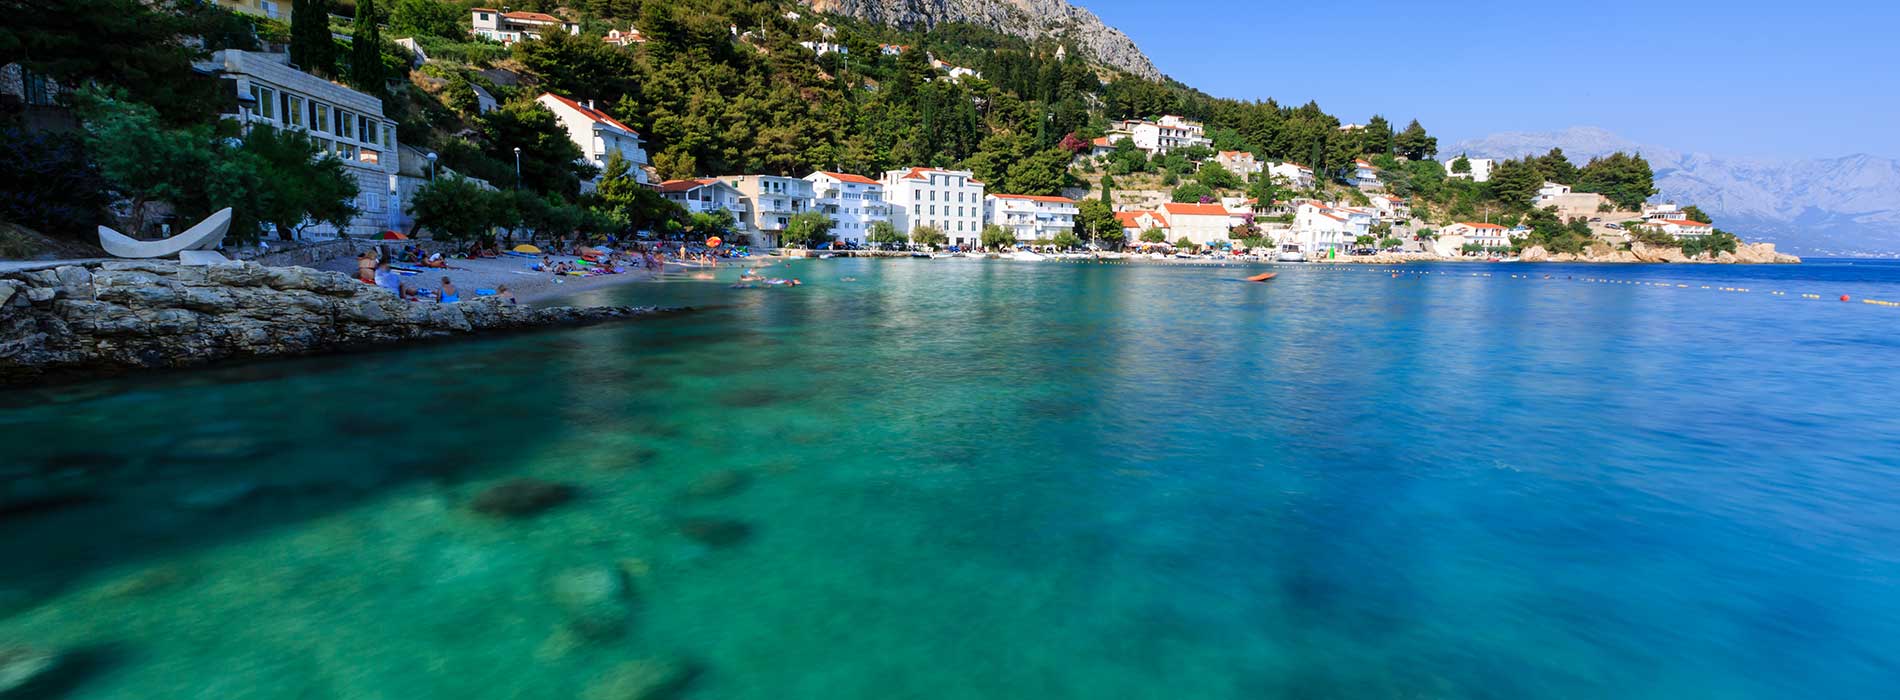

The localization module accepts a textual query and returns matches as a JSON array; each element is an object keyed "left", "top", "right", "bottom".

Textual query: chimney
[{"left": 587, "top": 99, "right": 595, "bottom": 110}]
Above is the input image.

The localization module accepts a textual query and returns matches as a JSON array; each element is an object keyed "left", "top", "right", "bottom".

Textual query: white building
[
  {"left": 1113, "top": 115, "right": 1213, "bottom": 155},
  {"left": 1536, "top": 181, "right": 1572, "bottom": 202},
  {"left": 1216, "top": 150, "right": 1262, "bottom": 177},
  {"left": 471, "top": 8, "right": 579, "bottom": 43},
  {"left": 1157, "top": 202, "right": 1232, "bottom": 246},
  {"left": 805, "top": 171, "right": 890, "bottom": 246},
  {"left": 1370, "top": 194, "right": 1410, "bottom": 221},
  {"left": 1650, "top": 219, "right": 1715, "bottom": 240},
  {"left": 1642, "top": 202, "right": 1685, "bottom": 221},
  {"left": 799, "top": 41, "right": 847, "bottom": 56},
  {"left": 658, "top": 178, "right": 747, "bottom": 233},
  {"left": 1444, "top": 155, "right": 1494, "bottom": 182},
  {"left": 196, "top": 50, "right": 400, "bottom": 238},
  {"left": 1351, "top": 159, "right": 1382, "bottom": 189},
  {"left": 1116, "top": 210, "right": 1169, "bottom": 241},
  {"left": 602, "top": 29, "right": 646, "bottom": 47},
  {"left": 717, "top": 175, "right": 816, "bottom": 248},
  {"left": 1440, "top": 222, "right": 1510, "bottom": 249},
  {"left": 1268, "top": 162, "right": 1315, "bottom": 190},
  {"left": 1292, "top": 202, "right": 1375, "bottom": 254},
  {"left": 985, "top": 194, "right": 1079, "bottom": 243},
  {"left": 881, "top": 167, "right": 987, "bottom": 248},
  {"left": 535, "top": 93, "right": 649, "bottom": 188}
]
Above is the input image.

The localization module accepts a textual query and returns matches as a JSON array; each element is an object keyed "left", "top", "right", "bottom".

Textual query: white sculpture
[{"left": 97, "top": 208, "right": 233, "bottom": 259}]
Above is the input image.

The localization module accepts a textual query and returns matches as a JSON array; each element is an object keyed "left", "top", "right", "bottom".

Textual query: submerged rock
[
  {"left": 581, "top": 657, "right": 698, "bottom": 700},
  {"left": 682, "top": 470, "right": 750, "bottom": 500},
  {"left": 550, "top": 565, "right": 635, "bottom": 642},
  {"left": 676, "top": 517, "right": 752, "bottom": 548},
  {"left": 0, "top": 645, "right": 58, "bottom": 696},
  {"left": 469, "top": 479, "right": 575, "bottom": 517}
]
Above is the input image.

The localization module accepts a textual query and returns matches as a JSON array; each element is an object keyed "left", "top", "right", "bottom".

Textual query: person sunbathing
[{"left": 423, "top": 253, "right": 449, "bottom": 269}]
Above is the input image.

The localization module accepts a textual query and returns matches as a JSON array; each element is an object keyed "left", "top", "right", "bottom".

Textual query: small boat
[
  {"left": 1006, "top": 251, "right": 1048, "bottom": 261},
  {"left": 1276, "top": 244, "right": 1307, "bottom": 263},
  {"left": 1245, "top": 272, "right": 1277, "bottom": 282},
  {"left": 931, "top": 252, "right": 956, "bottom": 259},
  {"left": 1499, "top": 256, "right": 1521, "bottom": 263},
  {"left": 819, "top": 253, "right": 838, "bottom": 259}
]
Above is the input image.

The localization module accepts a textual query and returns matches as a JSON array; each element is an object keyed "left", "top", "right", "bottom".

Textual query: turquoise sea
[{"left": 5, "top": 258, "right": 1900, "bottom": 698}]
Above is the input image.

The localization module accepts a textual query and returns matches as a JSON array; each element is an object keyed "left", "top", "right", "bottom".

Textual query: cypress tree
[
  {"left": 290, "top": 0, "right": 334, "bottom": 76},
  {"left": 350, "top": 0, "right": 385, "bottom": 95}
]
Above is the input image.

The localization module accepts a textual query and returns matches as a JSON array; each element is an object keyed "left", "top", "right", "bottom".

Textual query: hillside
[
  {"left": 1450, "top": 128, "right": 1900, "bottom": 255},
  {"left": 807, "top": 0, "right": 1161, "bottom": 79}
]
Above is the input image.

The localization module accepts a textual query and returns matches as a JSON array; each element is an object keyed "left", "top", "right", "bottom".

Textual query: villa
[
  {"left": 658, "top": 178, "right": 748, "bottom": 232},
  {"left": 799, "top": 41, "right": 847, "bottom": 56},
  {"left": 1110, "top": 115, "right": 1213, "bottom": 155},
  {"left": 717, "top": 175, "right": 816, "bottom": 248},
  {"left": 882, "top": 167, "right": 987, "bottom": 248},
  {"left": 805, "top": 171, "right": 890, "bottom": 246},
  {"left": 195, "top": 50, "right": 399, "bottom": 237},
  {"left": 985, "top": 194, "right": 1079, "bottom": 243},
  {"left": 1650, "top": 219, "right": 1715, "bottom": 240},
  {"left": 471, "top": 8, "right": 580, "bottom": 44},
  {"left": 1440, "top": 221, "right": 1510, "bottom": 249},
  {"left": 1292, "top": 202, "right": 1375, "bottom": 253},
  {"left": 1116, "top": 210, "right": 1169, "bottom": 240},
  {"left": 1642, "top": 202, "right": 1686, "bottom": 221},
  {"left": 1268, "top": 162, "right": 1315, "bottom": 190},
  {"left": 1216, "top": 150, "right": 1262, "bottom": 177},
  {"left": 1370, "top": 194, "right": 1409, "bottom": 221},
  {"left": 602, "top": 29, "right": 646, "bottom": 47},
  {"left": 1157, "top": 202, "right": 1232, "bottom": 246},
  {"left": 1444, "top": 155, "right": 1495, "bottom": 183},
  {"left": 535, "top": 93, "right": 650, "bottom": 189},
  {"left": 1536, "top": 181, "right": 1572, "bottom": 202},
  {"left": 1351, "top": 159, "right": 1382, "bottom": 189}
]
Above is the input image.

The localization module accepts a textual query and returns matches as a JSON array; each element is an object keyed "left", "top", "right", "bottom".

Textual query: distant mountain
[
  {"left": 807, "top": 0, "right": 1162, "bottom": 80},
  {"left": 1448, "top": 127, "right": 1900, "bottom": 255}
]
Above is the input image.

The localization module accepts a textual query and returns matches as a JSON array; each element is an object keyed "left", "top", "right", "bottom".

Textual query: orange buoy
[{"left": 1841, "top": 295, "right": 1851, "bottom": 302}]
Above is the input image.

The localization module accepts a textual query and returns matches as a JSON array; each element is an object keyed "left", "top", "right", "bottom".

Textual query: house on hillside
[
  {"left": 603, "top": 28, "right": 646, "bottom": 47},
  {"left": 1351, "top": 159, "right": 1381, "bottom": 189},
  {"left": 1113, "top": 115, "right": 1212, "bottom": 155},
  {"left": 1440, "top": 221, "right": 1510, "bottom": 249},
  {"left": 472, "top": 8, "right": 579, "bottom": 44},
  {"left": 1536, "top": 181, "right": 1571, "bottom": 202},
  {"left": 1292, "top": 202, "right": 1375, "bottom": 254},
  {"left": 880, "top": 44, "right": 908, "bottom": 56},
  {"left": 535, "top": 93, "right": 649, "bottom": 189},
  {"left": 1216, "top": 150, "right": 1262, "bottom": 177},
  {"left": 1650, "top": 219, "right": 1714, "bottom": 240},
  {"left": 1443, "top": 155, "right": 1494, "bottom": 182},
  {"left": 1642, "top": 202, "right": 1684, "bottom": 220},
  {"left": 985, "top": 194, "right": 1079, "bottom": 243},
  {"left": 1116, "top": 210, "right": 1169, "bottom": 241},
  {"left": 1370, "top": 194, "right": 1409, "bottom": 221},
  {"left": 799, "top": 41, "right": 847, "bottom": 56},
  {"left": 715, "top": 175, "right": 815, "bottom": 248},
  {"left": 1089, "top": 135, "right": 1125, "bottom": 158},
  {"left": 1268, "top": 162, "right": 1315, "bottom": 190},
  {"left": 196, "top": 50, "right": 400, "bottom": 238},
  {"left": 805, "top": 171, "right": 890, "bottom": 246},
  {"left": 659, "top": 178, "right": 747, "bottom": 232},
  {"left": 881, "top": 167, "right": 986, "bottom": 247},
  {"left": 1157, "top": 202, "right": 1231, "bottom": 246}
]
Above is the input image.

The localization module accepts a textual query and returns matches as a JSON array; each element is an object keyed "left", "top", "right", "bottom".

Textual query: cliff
[
  {"left": 808, "top": 0, "right": 1162, "bottom": 79},
  {"left": 0, "top": 260, "right": 680, "bottom": 387}
]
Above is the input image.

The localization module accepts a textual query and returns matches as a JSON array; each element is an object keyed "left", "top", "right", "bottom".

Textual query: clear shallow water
[{"left": 5, "top": 258, "right": 1900, "bottom": 698}]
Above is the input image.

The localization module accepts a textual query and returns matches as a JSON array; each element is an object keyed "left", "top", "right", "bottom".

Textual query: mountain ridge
[
  {"left": 806, "top": 0, "right": 1162, "bottom": 80},
  {"left": 1448, "top": 127, "right": 1900, "bottom": 255}
]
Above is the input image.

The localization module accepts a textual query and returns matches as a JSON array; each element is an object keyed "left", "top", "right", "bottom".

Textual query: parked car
[
  {"left": 1588, "top": 217, "right": 1602, "bottom": 222},
  {"left": 1605, "top": 223, "right": 1623, "bottom": 230},
  {"left": 1350, "top": 248, "right": 1378, "bottom": 256}
]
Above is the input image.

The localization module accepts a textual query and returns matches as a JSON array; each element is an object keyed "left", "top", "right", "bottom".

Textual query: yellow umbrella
[{"left": 512, "top": 244, "right": 542, "bottom": 254}]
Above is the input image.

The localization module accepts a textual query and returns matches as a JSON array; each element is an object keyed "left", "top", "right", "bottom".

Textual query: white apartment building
[
  {"left": 1370, "top": 194, "right": 1410, "bottom": 221},
  {"left": 1649, "top": 219, "right": 1715, "bottom": 240},
  {"left": 881, "top": 167, "right": 987, "bottom": 248},
  {"left": 1268, "top": 161, "right": 1315, "bottom": 190},
  {"left": 1157, "top": 202, "right": 1232, "bottom": 246},
  {"left": 1444, "top": 155, "right": 1495, "bottom": 182},
  {"left": 1113, "top": 115, "right": 1213, "bottom": 155},
  {"left": 658, "top": 178, "right": 747, "bottom": 233},
  {"left": 471, "top": 8, "right": 580, "bottom": 43},
  {"left": 197, "top": 50, "right": 399, "bottom": 238},
  {"left": 1292, "top": 202, "right": 1376, "bottom": 253},
  {"left": 535, "top": 93, "right": 649, "bottom": 188},
  {"left": 985, "top": 194, "right": 1079, "bottom": 243},
  {"left": 1440, "top": 222, "right": 1510, "bottom": 249},
  {"left": 805, "top": 171, "right": 890, "bottom": 246},
  {"left": 718, "top": 175, "right": 815, "bottom": 248},
  {"left": 1215, "top": 150, "right": 1263, "bottom": 177}
]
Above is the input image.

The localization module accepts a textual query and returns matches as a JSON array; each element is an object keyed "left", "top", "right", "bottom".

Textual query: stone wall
[
  {"left": 0, "top": 260, "right": 679, "bottom": 387},
  {"left": 233, "top": 238, "right": 460, "bottom": 268}
]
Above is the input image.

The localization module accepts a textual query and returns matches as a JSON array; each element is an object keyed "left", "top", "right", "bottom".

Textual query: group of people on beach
[{"left": 354, "top": 250, "right": 514, "bottom": 306}]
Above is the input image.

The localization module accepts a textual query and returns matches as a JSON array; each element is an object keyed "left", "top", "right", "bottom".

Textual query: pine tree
[{"left": 350, "top": 0, "right": 384, "bottom": 95}]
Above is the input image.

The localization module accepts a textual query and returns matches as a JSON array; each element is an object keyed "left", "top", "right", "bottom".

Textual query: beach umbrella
[
  {"left": 706, "top": 236, "right": 723, "bottom": 247},
  {"left": 380, "top": 230, "right": 407, "bottom": 240},
  {"left": 512, "top": 244, "right": 543, "bottom": 254}
]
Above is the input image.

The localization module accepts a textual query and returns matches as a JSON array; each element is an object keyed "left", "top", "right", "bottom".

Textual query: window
[
  {"left": 285, "top": 95, "right": 304, "bottom": 127},
  {"left": 337, "top": 143, "right": 358, "bottom": 161},
  {"left": 336, "top": 110, "right": 353, "bottom": 138},
  {"left": 361, "top": 192, "right": 380, "bottom": 212},
  {"left": 359, "top": 149, "right": 381, "bottom": 166},
  {"left": 360, "top": 117, "right": 378, "bottom": 144},
  {"left": 254, "top": 86, "right": 275, "bottom": 119},
  {"left": 383, "top": 125, "right": 394, "bottom": 150},
  {"left": 311, "top": 103, "right": 329, "bottom": 132}
]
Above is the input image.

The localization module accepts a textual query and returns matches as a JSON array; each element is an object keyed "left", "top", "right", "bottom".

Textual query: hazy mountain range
[{"left": 1448, "top": 127, "right": 1900, "bottom": 255}]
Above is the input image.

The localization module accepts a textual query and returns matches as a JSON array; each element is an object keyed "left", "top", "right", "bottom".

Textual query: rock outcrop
[
  {"left": 0, "top": 260, "right": 683, "bottom": 386},
  {"left": 808, "top": 0, "right": 1162, "bottom": 79}
]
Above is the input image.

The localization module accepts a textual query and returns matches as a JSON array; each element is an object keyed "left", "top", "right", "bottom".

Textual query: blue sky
[{"left": 1081, "top": 0, "right": 1900, "bottom": 159}]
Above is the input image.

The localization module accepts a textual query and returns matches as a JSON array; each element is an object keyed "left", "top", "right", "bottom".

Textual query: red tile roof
[
  {"left": 1160, "top": 202, "right": 1229, "bottom": 217},
  {"left": 1220, "top": 151, "right": 1248, "bottom": 158},
  {"left": 539, "top": 93, "right": 639, "bottom": 136},
  {"left": 1092, "top": 136, "right": 1114, "bottom": 147},
  {"left": 1458, "top": 222, "right": 1506, "bottom": 230},
  {"left": 504, "top": 11, "right": 564, "bottom": 23},
  {"left": 657, "top": 178, "right": 720, "bottom": 193},
  {"left": 814, "top": 171, "right": 878, "bottom": 185},
  {"left": 1115, "top": 210, "right": 1164, "bottom": 228},
  {"left": 1657, "top": 219, "right": 1712, "bottom": 227},
  {"left": 896, "top": 167, "right": 981, "bottom": 184},
  {"left": 990, "top": 194, "right": 1076, "bottom": 204}
]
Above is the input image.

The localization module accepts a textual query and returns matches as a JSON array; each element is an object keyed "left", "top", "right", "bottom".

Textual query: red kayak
[{"left": 1245, "top": 272, "right": 1277, "bottom": 282}]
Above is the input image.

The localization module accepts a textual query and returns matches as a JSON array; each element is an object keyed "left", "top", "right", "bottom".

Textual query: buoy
[{"left": 1841, "top": 295, "right": 1851, "bottom": 302}]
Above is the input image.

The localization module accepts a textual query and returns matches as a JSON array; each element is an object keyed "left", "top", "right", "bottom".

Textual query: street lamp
[
  {"left": 512, "top": 147, "right": 522, "bottom": 190},
  {"left": 426, "top": 151, "right": 437, "bottom": 181}
]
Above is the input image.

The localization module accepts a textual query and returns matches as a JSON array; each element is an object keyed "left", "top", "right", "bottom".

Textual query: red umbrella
[{"left": 381, "top": 231, "right": 408, "bottom": 240}]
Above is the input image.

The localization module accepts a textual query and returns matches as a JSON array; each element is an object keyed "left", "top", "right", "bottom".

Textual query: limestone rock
[
  {"left": 808, "top": 0, "right": 1160, "bottom": 79},
  {"left": 582, "top": 658, "right": 698, "bottom": 700},
  {"left": 1518, "top": 245, "right": 1550, "bottom": 262},
  {"left": 469, "top": 479, "right": 575, "bottom": 517}
]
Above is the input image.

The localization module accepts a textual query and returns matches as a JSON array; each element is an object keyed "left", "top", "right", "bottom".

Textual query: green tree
[
  {"left": 1363, "top": 115, "right": 1394, "bottom": 156},
  {"left": 1575, "top": 152, "right": 1658, "bottom": 210},
  {"left": 1379, "top": 236, "right": 1402, "bottom": 248},
  {"left": 1171, "top": 181, "right": 1214, "bottom": 203},
  {"left": 349, "top": 0, "right": 385, "bottom": 95},
  {"left": 1195, "top": 165, "right": 1241, "bottom": 190},
  {"left": 291, "top": 0, "right": 336, "bottom": 76},
  {"left": 1536, "top": 147, "right": 1579, "bottom": 184},
  {"left": 0, "top": 127, "right": 112, "bottom": 238},
  {"left": 1682, "top": 204, "right": 1713, "bottom": 223},
  {"left": 911, "top": 224, "right": 947, "bottom": 248},
  {"left": 2, "top": 0, "right": 219, "bottom": 122},
  {"left": 1099, "top": 173, "right": 1115, "bottom": 204},
  {"left": 235, "top": 124, "right": 358, "bottom": 240},
  {"left": 1394, "top": 119, "right": 1437, "bottom": 161},
  {"left": 476, "top": 100, "right": 592, "bottom": 195},
  {"left": 595, "top": 151, "right": 683, "bottom": 235},
  {"left": 781, "top": 211, "right": 834, "bottom": 247},
  {"left": 1052, "top": 231, "right": 1083, "bottom": 249},
  {"left": 1487, "top": 158, "right": 1542, "bottom": 208},
  {"left": 1003, "top": 147, "right": 1076, "bottom": 196},
  {"left": 868, "top": 220, "right": 903, "bottom": 245},
  {"left": 1173, "top": 236, "right": 1194, "bottom": 249},
  {"left": 1139, "top": 228, "right": 1167, "bottom": 243},
  {"left": 980, "top": 224, "right": 1016, "bottom": 249},
  {"left": 1450, "top": 156, "right": 1471, "bottom": 174},
  {"left": 388, "top": 0, "right": 464, "bottom": 41},
  {"left": 513, "top": 31, "right": 636, "bottom": 106},
  {"left": 410, "top": 175, "right": 501, "bottom": 240},
  {"left": 1075, "top": 198, "right": 1120, "bottom": 246}
]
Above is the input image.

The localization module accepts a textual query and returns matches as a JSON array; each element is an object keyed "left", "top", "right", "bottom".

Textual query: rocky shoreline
[
  {"left": 1320, "top": 240, "right": 1801, "bottom": 265},
  {"left": 0, "top": 260, "right": 686, "bottom": 387}
]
